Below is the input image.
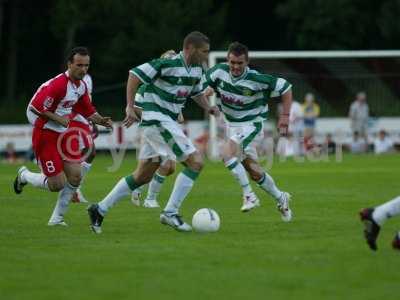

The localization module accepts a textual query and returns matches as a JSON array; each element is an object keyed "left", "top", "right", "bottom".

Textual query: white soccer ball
[{"left": 192, "top": 208, "right": 220, "bottom": 233}]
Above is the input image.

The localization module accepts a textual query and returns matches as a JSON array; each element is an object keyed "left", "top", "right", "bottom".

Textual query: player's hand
[
  {"left": 99, "top": 117, "right": 113, "bottom": 130},
  {"left": 208, "top": 106, "right": 220, "bottom": 118},
  {"left": 278, "top": 114, "right": 289, "bottom": 136},
  {"left": 123, "top": 106, "right": 140, "bottom": 128},
  {"left": 204, "top": 87, "right": 215, "bottom": 98},
  {"left": 61, "top": 117, "right": 70, "bottom": 128},
  {"left": 177, "top": 113, "right": 185, "bottom": 124}
]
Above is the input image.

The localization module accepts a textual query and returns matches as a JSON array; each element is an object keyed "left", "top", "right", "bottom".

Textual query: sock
[
  {"left": 225, "top": 158, "right": 252, "bottom": 196},
  {"left": 21, "top": 169, "right": 49, "bottom": 190},
  {"left": 163, "top": 168, "right": 199, "bottom": 214},
  {"left": 146, "top": 172, "right": 166, "bottom": 201},
  {"left": 372, "top": 196, "right": 400, "bottom": 226},
  {"left": 257, "top": 172, "right": 283, "bottom": 201},
  {"left": 80, "top": 161, "right": 92, "bottom": 184},
  {"left": 48, "top": 182, "right": 78, "bottom": 222},
  {"left": 98, "top": 175, "right": 141, "bottom": 215},
  {"left": 132, "top": 185, "right": 145, "bottom": 196}
]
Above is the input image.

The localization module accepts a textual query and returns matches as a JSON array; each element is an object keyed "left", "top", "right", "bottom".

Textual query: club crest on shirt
[
  {"left": 43, "top": 96, "right": 54, "bottom": 108},
  {"left": 177, "top": 89, "right": 189, "bottom": 98}
]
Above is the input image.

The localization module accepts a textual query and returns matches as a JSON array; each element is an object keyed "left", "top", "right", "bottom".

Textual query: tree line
[{"left": 1, "top": 0, "right": 399, "bottom": 122}]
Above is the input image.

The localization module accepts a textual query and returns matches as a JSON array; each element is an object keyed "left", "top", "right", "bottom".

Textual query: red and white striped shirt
[{"left": 27, "top": 71, "right": 96, "bottom": 133}]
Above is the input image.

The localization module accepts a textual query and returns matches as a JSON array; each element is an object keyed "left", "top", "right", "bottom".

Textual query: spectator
[
  {"left": 322, "top": 133, "right": 336, "bottom": 155},
  {"left": 374, "top": 130, "right": 394, "bottom": 154},
  {"left": 2, "top": 142, "right": 23, "bottom": 164},
  {"left": 350, "top": 131, "right": 367, "bottom": 154},
  {"left": 349, "top": 91, "right": 369, "bottom": 141},
  {"left": 302, "top": 92, "right": 320, "bottom": 136},
  {"left": 288, "top": 100, "right": 304, "bottom": 155}
]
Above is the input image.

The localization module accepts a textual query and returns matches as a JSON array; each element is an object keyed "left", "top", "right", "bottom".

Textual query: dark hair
[
  {"left": 228, "top": 42, "right": 249, "bottom": 60},
  {"left": 183, "top": 31, "right": 209, "bottom": 49},
  {"left": 66, "top": 47, "right": 90, "bottom": 63}
]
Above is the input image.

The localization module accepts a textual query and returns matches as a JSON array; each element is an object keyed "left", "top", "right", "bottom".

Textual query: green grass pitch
[{"left": 0, "top": 154, "right": 399, "bottom": 300}]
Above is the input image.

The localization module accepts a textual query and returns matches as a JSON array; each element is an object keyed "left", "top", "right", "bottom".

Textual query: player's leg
[
  {"left": 71, "top": 122, "right": 96, "bottom": 203},
  {"left": 14, "top": 166, "right": 50, "bottom": 193},
  {"left": 392, "top": 231, "right": 400, "bottom": 250},
  {"left": 88, "top": 158, "right": 160, "bottom": 233},
  {"left": 143, "top": 159, "right": 176, "bottom": 208},
  {"left": 222, "top": 139, "right": 258, "bottom": 210},
  {"left": 223, "top": 124, "right": 263, "bottom": 211},
  {"left": 14, "top": 129, "right": 64, "bottom": 193},
  {"left": 71, "top": 145, "right": 95, "bottom": 203},
  {"left": 131, "top": 123, "right": 145, "bottom": 206},
  {"left": 161, "top": 151, "right": 203, "bottom": 231},
  {"left": 360, "top": 195, "right": 400, "bottom": 250},
  {"left": 242, "top": 157, "right": 292, "bottom": 221},
  {"left": 48, "top": 161, "right": 82, "bottom": 226}
]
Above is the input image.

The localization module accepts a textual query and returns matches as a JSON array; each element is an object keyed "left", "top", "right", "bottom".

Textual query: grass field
[{"left": 0, "top": 154, "right": 399, "bottom": 300}]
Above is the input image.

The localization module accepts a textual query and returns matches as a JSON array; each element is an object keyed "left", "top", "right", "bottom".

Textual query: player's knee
[
  {"left": 48, "top": 181, "right": 65, "bottom": 192},
  {"left": 248, "top": 169, "right": 263, "bottom": 182},
  {"left": 67, "top": 174, "right": 82, "bottom": 187},
  {"left": 186, "top": 153, "right": 204, "bottom": 172},
  {"left": 162, "top": 162, "right": 176, "bottom": 176}
]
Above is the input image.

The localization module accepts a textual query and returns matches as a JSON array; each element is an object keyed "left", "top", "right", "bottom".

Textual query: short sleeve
[{"left": 129, "top": 59, "right": 163, "bottom": 84}]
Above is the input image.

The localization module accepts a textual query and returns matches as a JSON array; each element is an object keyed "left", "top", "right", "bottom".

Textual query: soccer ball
[{"left": 192, "top": 208, "right": 220, "bottom": 233}]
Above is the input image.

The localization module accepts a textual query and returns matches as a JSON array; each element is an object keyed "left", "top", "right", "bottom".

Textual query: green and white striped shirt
[
  {"left": 130, "top": 52, "right": 204, "bottom": 122},
  {"left": 205, "top": 63, "right": 292, "bottom": 123}
]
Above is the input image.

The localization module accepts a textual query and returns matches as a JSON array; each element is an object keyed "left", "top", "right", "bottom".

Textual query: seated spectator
[
  {"left": 2, "top": 142, "right": 23, "bottom": 164},
  {"left": 322, "top": 133, "right": 336, "bottom": 155},
  {"left": 350, "top": 131, "right": 367, "bottom": 153},
  {"left": 276, "top": 134, "right": 296, "bottom": 157},
  {"left": 374, "top": 130, "right": 394, "bottom": 154}
]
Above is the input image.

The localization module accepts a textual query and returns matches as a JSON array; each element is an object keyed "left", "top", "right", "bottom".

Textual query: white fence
[{"left": 1, "top": 118, "right": 400, "bottom": 152}]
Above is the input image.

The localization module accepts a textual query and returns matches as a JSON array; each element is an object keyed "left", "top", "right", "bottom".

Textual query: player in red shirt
[{"left": 13, "top": 47, "right": 113, "bottom": 226}]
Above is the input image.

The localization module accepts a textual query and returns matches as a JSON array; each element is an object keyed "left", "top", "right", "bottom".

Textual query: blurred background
[{"left": 1, "top": 0, "right": 400, "bottom": 160}]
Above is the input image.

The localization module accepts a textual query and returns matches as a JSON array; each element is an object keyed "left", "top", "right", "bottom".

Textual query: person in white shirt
[
  {"left": 349, "top": 91, "right": 369, "bottom": 141},
  {"left": 373, "top": 130, "right": 393, "bottom": 154},
  {"left": 288, "top": 100, "right": 304, "bottom": 155},
  {"left": 350, "top": 131, "right": 367, "bottom": 154}
]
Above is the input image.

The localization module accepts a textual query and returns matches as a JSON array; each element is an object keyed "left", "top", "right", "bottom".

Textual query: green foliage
[{"left": 276, "top": 0, "right": 385, "bottom": 49}]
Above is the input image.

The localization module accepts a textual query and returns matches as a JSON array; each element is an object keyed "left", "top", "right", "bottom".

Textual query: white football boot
[
  {"left": 143, "top": 198, "right": 160, "bottom": 208},
  {"left": 131, "top": 189, "right": 142, "bottom": 206},
  {"left": 160, "top": 212, "right": 192, "bottom": 232},
  {"left": 48, "top": 216, "right": 68, "bottom": 226},
  {"left": 277, "top": 192, "right": 292, "bottom": 222},
  {"left": 241, "top": 192, "right": 260, "bottom": 212}
]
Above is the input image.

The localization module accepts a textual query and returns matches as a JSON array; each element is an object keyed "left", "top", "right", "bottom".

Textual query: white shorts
[
  {"left": 227, "top": 122, "right": 263, "bottom": 161},
  {"left": 138, "top": 121, "right": 196, "bottom": 162}
]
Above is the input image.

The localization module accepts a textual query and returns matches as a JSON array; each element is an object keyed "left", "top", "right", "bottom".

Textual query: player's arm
[
  {"left": 29, "top": 78, "right": 69, "bottom": 127},
  {"left": 192, "top": 93, "right": 220, "bottom": 117},
  {"left": 87, "top": 112, "right": 113, "bottom": 129},
  {"left": 74, "top": 93, "right": 113, "bottom": 129},
  {"left": 124, "top": 73, "right": 142, "bottom": 127},
  {"left": 278, "top": 89, "right": 293, "bottom": 136},
  {"left": 40, "top": 111, "right": 70, "bottom": 127}
]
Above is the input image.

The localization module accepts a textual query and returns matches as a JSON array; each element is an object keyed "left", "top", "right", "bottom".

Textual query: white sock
[
  {"left": 48, "top": 182, "right": 77, "bottom": 222},
  {"left": 133, "top": 185, "right": 145, "bottom": 195},
  {"left": 98, "top": 176, "right": 140, "bottom": 215},
  {"left": 257, "top": 172, "right": 283, "bottom": 201},
  {"left": 21, "top": 169, "right": 49, "bottom": 190},
  {"left": 146, "top": 172, "right": 166, "bottom": 201},
  {"left": 225, "top": 158, "right": 252, "bottom": 196},
  {"left": 164, "top": 169, "right": 199, "bottom": 214},
  {"left": 80, "top": 161, "right": 92, "bottom": 184},
  {"left": 372, "top": 196, "right": 400, "bottom": 226}
]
